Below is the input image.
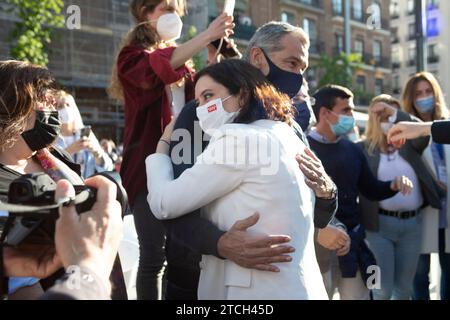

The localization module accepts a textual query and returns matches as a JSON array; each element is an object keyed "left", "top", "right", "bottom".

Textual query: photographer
[
  {"left": 0, "top": 60, "right": 87, "bottom": 299},
  {"left": 2, "top": 176, "right": 123, "bottom": 300}
]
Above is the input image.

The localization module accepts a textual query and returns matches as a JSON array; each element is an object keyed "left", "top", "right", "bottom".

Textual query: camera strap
[{"left": 0, "top": 190, "right": 92, "bottom": 214}]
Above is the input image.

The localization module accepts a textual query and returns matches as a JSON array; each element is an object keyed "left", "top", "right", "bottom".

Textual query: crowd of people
[{"left": 1, "top": 0, "right": 450, "bottom": 300}]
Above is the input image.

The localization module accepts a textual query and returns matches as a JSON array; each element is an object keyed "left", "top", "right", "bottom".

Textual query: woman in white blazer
[
  {"left": 401, "top": 72, "right": 450, "bottom": 300},
  {"left": 145, "top": 60, "right": 328, "bottom": 300}
]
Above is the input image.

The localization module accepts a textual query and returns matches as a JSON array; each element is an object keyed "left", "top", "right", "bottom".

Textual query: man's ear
[
  {"left": 318, "top": 107, "right": 329, "bottom": 123},
  {"left": 250, "top": 47, "right": 265, "bottom": 70}
]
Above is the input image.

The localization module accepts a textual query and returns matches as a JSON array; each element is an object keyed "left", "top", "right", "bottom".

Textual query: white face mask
[
  {"left": 196, "top": 95, "right": 238, "bottom": 136},
  {"left": 150, "top": 13, "right": 183, "bottom": 41},
  {"left": 380, "top": 122, "right": 394, "bottom": 135}
]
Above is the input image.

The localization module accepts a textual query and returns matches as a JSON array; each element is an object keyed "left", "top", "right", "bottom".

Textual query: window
[
  {"left": 390, "top": 0, "right": 400, "bottom": 17},
  {"left": 407, "top": 0, "right": 415, "bottom": 14},
  {"left": 281, "top": 11, "right": 296, "bottom": 25},
  {"left": 393, "top": 75, "right": 400, "bottom": 91},
  {"left": 428, "top": 44, "right": 437, "bottom": 57},
  {"left": 354, "top": 39, "right": 364, "bottom": 55},
  {"left": 303, "top": 18, "right": 318, "bottom": 53},
  {"left": 408, "top": 43, "right": 416, "bottom": 65},
  {"left": 427, "top": 0, "right": 439, "bottom": 9},
  {"left": 391, "top": 27, "right": 399, "bottom": 43},
  {"left": 392, "top": 47, "right": 401, "bottom": 64},
  {"left": 375, "top": 79, "right": 383, "bottom": 96},
  {"left": 373, "top": 40, "right": 382, "bottom": 63},
  {"left": 303, "top": 18, "right": 317, "bottom": 42},
  {"left": 356, "top": 75, "right": 366, "bottom": 91},
  {"left": 335, "top": 33, "right": 344, "bottom": 54},
  {"left": 428, "top": 43, "right": 439, "bottom": 63},
  {"left": 333, "top": 0, "right": 343, "bottom": 15},
  {"left": 408, "top": 23, "right": 415, "bottom": 39},
  {"left": 353, "top": 0, "right": 363, "bottom": 21}
]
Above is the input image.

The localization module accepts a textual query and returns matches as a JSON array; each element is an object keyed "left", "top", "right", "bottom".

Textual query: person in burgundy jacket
[{"left": 108, "top": 0, "right": 234, "bottom": 300}]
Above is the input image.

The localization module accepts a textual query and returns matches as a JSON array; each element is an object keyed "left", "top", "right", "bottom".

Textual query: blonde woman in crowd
[
  {"left": 402, "top": 72, "right": 450, "bottom": 300},
  {"left": 357, "top": 94, "right": 442, "bottom": 300}
]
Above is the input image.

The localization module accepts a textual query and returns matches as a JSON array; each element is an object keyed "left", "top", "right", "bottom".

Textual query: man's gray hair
[{"left": 244, "top": 21, "right": 310, "bottom": 61}]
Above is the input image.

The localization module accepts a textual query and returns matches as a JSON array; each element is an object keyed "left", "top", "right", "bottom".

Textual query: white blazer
[
  {"left": 146, "top": 120, "right": 328, "bottom": 300},
  {"left": 421, "top": 144, "right": 450, "bottom": 254}
]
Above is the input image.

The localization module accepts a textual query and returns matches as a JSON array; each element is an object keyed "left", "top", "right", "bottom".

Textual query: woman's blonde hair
[
  {"left": 365, "top": 94, "right": 401, "bottom": 156},
  {"left": 108, "top": 0, "right": 186, "bottom": 102},
  {"left": 401, "top": 71, "right": 449, "bottom": 121}
]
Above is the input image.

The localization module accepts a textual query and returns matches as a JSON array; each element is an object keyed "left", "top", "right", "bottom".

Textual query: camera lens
[{"left": 10, "top": 183, "right": 32, "bottom": 203}]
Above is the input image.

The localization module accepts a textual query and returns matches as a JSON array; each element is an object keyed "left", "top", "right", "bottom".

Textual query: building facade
[
  {"left": 210, "top": 0, "right": 392, "bottom": 105},
  {"left": 0, "top": 0, "right": 395, "bottom": 142},
  {"left": 391, "top": 0, "right": 449, "bottom": 105}
]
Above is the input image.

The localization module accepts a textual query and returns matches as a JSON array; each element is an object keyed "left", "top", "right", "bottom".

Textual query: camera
[{"left": 0, "top": 171, "right": 128, "bottom": 247}]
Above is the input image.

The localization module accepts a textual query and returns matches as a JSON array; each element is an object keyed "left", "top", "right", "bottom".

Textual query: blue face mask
[
  {"left": 415, "top": 96, "right": 435, "bottom": 114},
  {"left": 294, "top": 100, "right": 314, "bottom": 132},
  {"left": 329, "top": 111, "right": 356, "bottom": 137},
  {"left": 261, "top": 49, "right": 303, "bottom": 99}
]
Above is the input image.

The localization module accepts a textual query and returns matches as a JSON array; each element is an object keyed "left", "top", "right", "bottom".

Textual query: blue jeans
[
  {"left": 132, "top": 190, "right": 166, "bottom": 300},
  {"left": 366, "top": 214, "right": 422, "bottom": 300},
  {"left": 413, "top": 229, "right": 450, "bottom": 300}
]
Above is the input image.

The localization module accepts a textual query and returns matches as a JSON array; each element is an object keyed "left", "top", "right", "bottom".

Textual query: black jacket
[{"left": 432, "top": 121, "right": 450, "bottom": 144}]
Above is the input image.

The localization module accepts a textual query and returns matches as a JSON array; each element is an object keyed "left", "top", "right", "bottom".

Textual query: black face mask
[
  {"left": 294, "top": 101, "right": 312, "bottom": 132},
  {"left": 21, "top": 111, "right": 61, "bottom": 151},
  {"left": 261, "top": 49, "right": 303, "bottom": 99}
]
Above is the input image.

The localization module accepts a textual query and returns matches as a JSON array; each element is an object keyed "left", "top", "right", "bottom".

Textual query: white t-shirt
[{"left": 378, "top": 151, "right": 423, "bottom": 211}]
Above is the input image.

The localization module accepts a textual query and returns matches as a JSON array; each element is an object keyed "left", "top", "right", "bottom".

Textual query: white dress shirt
[{"left": 146, "top": 120, "right": 328, "bottom": 300}]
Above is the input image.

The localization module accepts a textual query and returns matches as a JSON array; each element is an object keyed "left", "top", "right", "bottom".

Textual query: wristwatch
[{"left": 320, "top": 183, "right": 338, "bottom": 200}]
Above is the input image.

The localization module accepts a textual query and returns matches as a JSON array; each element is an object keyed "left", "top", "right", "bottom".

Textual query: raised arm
[
  {"left": 146, "top": 134, "right": 247, "bottom": 220},
  {"left": 170, "top": 13, "right": 234, "bottom": 69}
]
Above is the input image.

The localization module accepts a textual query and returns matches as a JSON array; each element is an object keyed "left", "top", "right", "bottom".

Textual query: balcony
[
  {"left": 333, "top": 8, "right": 343, "bottom": 16},
  {"left": 349, "top": 11, "right": 390, "bottom": 30},
  {"left": 407, "top": 34, "right": 416, "bottom": 41},
  {"left": 296, "top": 0, "right": 322, "bottom": 8},
  {"left": 392, "top": 61, "right": 401, "bottom": 69},
  {"left": 391, "top": 11, "right": 400, "bottom": 19},
  {"left": 362, "top": 54, "right": 390, "bottom": 69},
  {"left": 309, "top": 40, "right": 325, "bottom": 55},
  {"left": 281, "top": 0, "right": 324, "bottom": 11},
  {"left": 407, "top": 59, "right": 416, "bottom": 67},
  {"left": 428, "top": 55, "right": 440, "bottom": 64}
]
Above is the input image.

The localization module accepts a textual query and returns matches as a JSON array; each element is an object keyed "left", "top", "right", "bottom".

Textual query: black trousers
[{"left": 132, "top": 190, "right": 166, "bottom": 300}]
